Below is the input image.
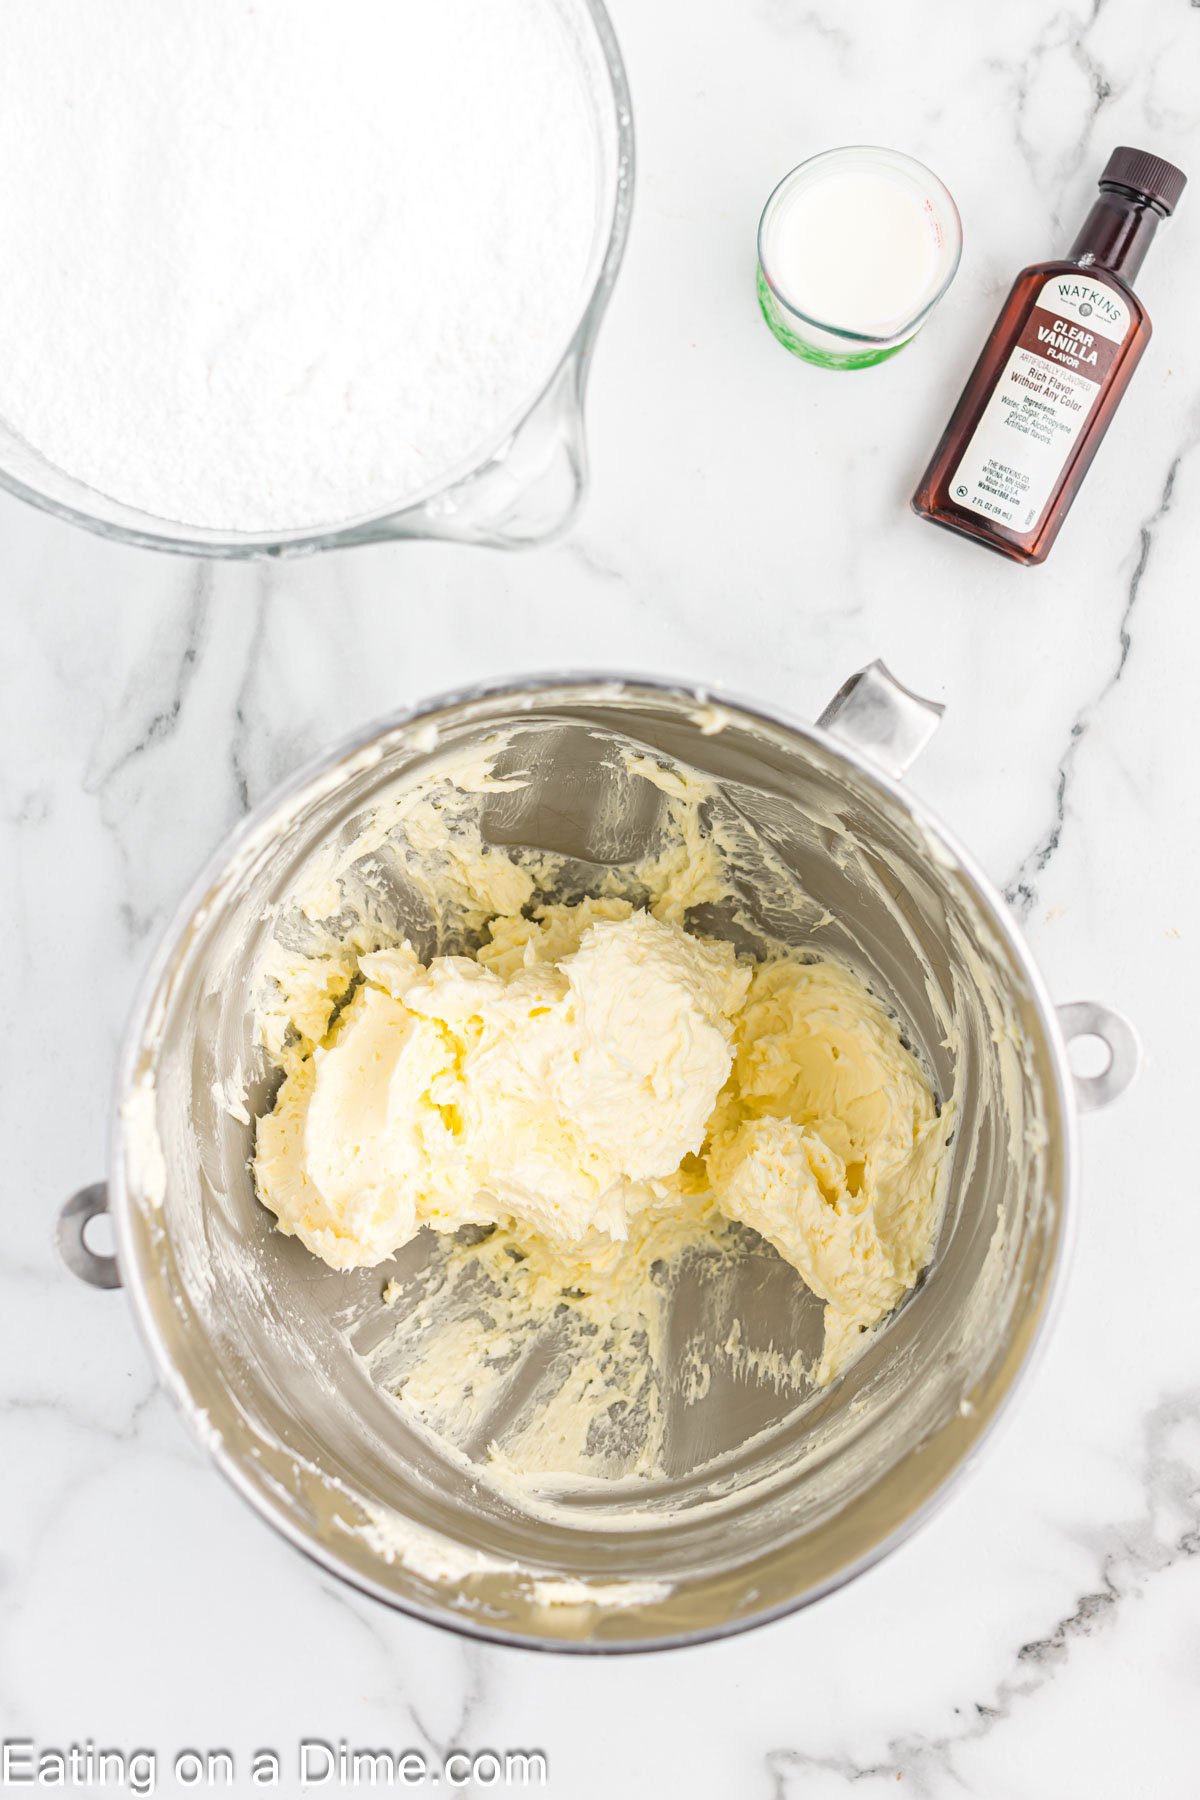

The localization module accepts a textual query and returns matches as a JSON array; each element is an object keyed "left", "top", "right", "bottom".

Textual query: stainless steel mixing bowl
[
  {"left": 0, "top": 0, "right": 632, "bottom": 557},
  {"left": 60, "top": 665, "right": 1139, "bottom": 1650}
]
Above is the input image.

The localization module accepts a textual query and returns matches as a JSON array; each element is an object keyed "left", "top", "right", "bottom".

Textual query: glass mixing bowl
[
  {"left": 60, "top": 666, "right": 1140, "bottom": 1651},
  {"left": 0, "top": 0, "right": 632, "bottom": 557}
]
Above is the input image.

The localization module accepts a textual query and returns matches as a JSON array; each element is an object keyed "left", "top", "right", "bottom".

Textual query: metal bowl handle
[
  {"left": 57, "top": 1182, "right": 122, "bottom": 1289},
  {"left": 818, "top": 659, "right": 945, "bottom": 779},
  {"left": 1057, "top": 1002, "right": 1142, "bottom": 1112}
]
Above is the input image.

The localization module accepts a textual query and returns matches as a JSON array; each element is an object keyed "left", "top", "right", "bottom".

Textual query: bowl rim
[
  {"left": 0, "top": 0, "right": 635, "bottom": 558},
  {"left": 108, "top": 669, "right": 1081, "bottom": 1653}
]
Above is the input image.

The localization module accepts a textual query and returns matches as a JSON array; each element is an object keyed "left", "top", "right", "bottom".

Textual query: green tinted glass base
[{"left": 756, "top": 268, "right": 911, "bottom": 370}]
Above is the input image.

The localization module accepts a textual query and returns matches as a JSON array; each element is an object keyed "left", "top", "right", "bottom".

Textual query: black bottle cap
[{"left": 1100, "top": 146, "right": 1187, "bottom": 215}]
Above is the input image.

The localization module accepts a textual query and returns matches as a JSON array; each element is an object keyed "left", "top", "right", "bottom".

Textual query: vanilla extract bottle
[{"left": 912, "top": 147, "right": 1186, "bottom": 565}]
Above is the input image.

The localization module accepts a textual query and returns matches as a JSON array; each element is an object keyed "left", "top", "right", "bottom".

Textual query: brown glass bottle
[{"left": 912, "top": 147, "right": 1186, "bottom": 565}]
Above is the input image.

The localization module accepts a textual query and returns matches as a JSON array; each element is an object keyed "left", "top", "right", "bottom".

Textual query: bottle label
[{"left": 948, "top": 275, "right": 1131, "bottom": 535}]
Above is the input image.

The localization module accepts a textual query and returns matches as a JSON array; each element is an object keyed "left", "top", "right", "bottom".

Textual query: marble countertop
[{"left": 4, "top": 1, "right": 1199, "bottom": 1794}]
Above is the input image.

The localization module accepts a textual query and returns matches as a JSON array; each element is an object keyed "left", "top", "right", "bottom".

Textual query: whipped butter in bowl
[
  {"left": 254, "top": 769, "right": 952, "bottom": 1428},
  {"left": 66, "top": 673, "right": 1136, "bottom": 1649}
]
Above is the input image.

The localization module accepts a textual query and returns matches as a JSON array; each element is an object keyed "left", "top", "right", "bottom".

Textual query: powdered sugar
[{"left": 0, "top": 0, "right": 602, "bottom": 532}]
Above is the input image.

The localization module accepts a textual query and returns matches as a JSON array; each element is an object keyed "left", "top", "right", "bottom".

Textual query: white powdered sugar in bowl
[{"left": 0, "top": 0, "right": 603, "bottom": 533}]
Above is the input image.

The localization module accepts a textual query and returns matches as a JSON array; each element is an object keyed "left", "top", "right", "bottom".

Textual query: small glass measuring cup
[{"left": 757, "top": 146, "right": 962, "bottom": 371}]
